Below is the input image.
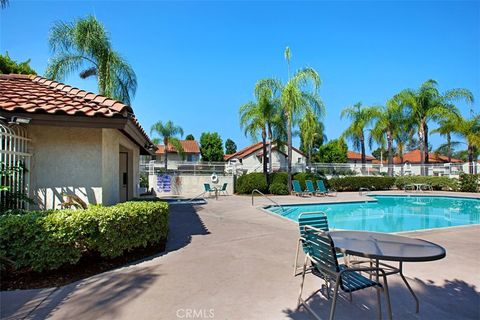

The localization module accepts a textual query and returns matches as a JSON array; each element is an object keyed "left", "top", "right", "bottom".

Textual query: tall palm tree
[
  {"left": 397, "top": 79, "right": 473, "bottom": 174},
  {"left": 281, "top": 47, "right": 324, "bottom": 191},
  {"left": 341, "top": 102, "right": 378, "bottom": 169},
  {"left": 150, "top": 121, "right": 184, "bottom": 171},
  {"left": 452, "top": 113, "right": 480, "bottom": 174},
  {"left": 239, "top": 78, "right": 283, "bottom": 182},
  {"left": 370, "top": 97, "right": 409, "bottom": 176},
  {"left": 45, "top": 16, "right": 137, "bottom": 105}
]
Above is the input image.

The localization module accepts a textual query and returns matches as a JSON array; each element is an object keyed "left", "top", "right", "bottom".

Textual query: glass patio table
[{"left": 330, "top": 231, "right": 446, "bottom": 313}]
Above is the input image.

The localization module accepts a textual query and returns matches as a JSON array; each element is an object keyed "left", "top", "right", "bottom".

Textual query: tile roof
[
  {"left": 347, "top": 151, "right": 376, "bottom": 161},
  {"left": 225, "top": 141, "right": 305, "bottom": 160},
  {"left": 156, "top": 140, "right": 200, "bottom": 154},
  {"left": 393, "top": 149, "right": 463, "bottom": 164},
  {"left": 0, "top": 74, "right": 151, "bottom": 144}
]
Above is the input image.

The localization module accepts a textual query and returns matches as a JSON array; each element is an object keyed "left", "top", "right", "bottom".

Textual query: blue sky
[{"left": 1, "top": 1, "right": 479, "bottom": 154}]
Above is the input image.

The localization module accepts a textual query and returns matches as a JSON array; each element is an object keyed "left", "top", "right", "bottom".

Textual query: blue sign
[{"left": 157, "top": 174, "right": 171, "bottom": 192}]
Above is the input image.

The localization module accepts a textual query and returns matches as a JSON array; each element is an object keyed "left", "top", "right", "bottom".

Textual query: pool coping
[{"left": 258, "top": 193, "right": 480, "bottom": 234}]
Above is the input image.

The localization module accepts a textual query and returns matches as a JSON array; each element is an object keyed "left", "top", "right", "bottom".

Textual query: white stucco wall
[
  {"left": 27, "top": 126, "right": 140, "bottom": 209},
  {"left": 28, "top": 125, "right": 103, "bottom": 210},
  {"left": 148, "top": 174, "right": 234, "bottom": 197}
]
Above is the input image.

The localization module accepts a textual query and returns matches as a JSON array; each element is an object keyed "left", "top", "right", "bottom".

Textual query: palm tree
[
  {"left": 397, "top": 79, "right": 473, "bottom": 174},
  {"left": 431, "top": 112, "right": 460, "bottom": 163},
  {"left": 299, "top": 110, "right": 324, "bottom": 167},
  {"left": 45, "top": 16, "right": 137, "bottom": 105},
  {"left": 341, "top": 102, "right": 378, "bottom": 170},
  {"left": 452, "top": 114, "right": 480, "bottom": 174},
  {"left": 239, "top": 78, "right": 283, "bottom": 182},
  {"left": 281, "top": 47, "right": 324, "bottom": 191},
  {"left": 150, "top": 121, "right": 184, "bottom": 171},
  {"left": 370, "top": 96, "right": 411, "bottom": 176}
]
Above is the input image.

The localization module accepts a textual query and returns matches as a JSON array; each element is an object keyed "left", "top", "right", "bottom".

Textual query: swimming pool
[{"left": 266, "top": 195, "right": 480, "bottom": 233}]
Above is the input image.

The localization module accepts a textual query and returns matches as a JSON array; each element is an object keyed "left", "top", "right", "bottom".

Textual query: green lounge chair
[
  {"left": 305, "top": 180, "right": 321, "bottom": 196},
  {"left": 292, "top": 180, "right": 308, "bottom": 197},
  {"left": 204, "top": 183, "right": 215, "bottom": 197},
  {"left": 298, "top": 226, "right": 392, "bottom": 320},
  {"left": 219, "top": 182, "right": 228, "bottom": 196},
  {"left": 316, "top": 180, "right": 337, "bottom": 197}
]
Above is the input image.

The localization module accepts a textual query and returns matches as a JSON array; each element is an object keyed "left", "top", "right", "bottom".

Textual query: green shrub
[
  {"left": 269, "top": 172, "right": 288, "bottom": 185},
  {"left": 269, "top": 183, "right": 289, "bottom": 195},
  {"left": 329, "top": 177, "right": 396, "bottom": 191},
  {"left": 235, "top": 172, "right": 268, "bottom": 194},
  {"left": 0, "top": 201, "right": 169, "bottom": 272},
  {"left": 293, "top": 172, "right": 321, "bottom": 190},
  {"left": 394, "top": 176, "right": 458, "bottom": 191},
  {"left": 459, "top": 173, "right": 479, "bottom": 192}
]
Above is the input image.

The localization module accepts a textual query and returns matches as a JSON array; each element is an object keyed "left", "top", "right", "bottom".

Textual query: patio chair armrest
[{"left": 339, "top": 266, "right": 387, "bottom": 277}]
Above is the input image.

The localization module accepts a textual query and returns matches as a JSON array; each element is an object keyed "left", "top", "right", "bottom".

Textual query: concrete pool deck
[{"left": 1, "top": 191, "right": 479, "bottom": 319}]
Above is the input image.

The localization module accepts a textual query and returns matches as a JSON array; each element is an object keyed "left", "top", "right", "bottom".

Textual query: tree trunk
[
  {"left": 360, "top": 133, "right": 366, "bottom": 174},
  {"left": 287, "top": 120, "right": 293, "bottom": 192},
  {"left": 424, "top": 122, "right": 429, "bottom": 164},
  {"left": 262, "top": 129, "right": 268, "bottom": 183},
  {"left": 268, "top": 125, "right": 273, "bottom": 175},
  {"left": 468, "top": 144, "right": 474, "bottom": 174},
  {"left": 164, "top": 138, "right": 168, "bottom": 172},
  {"left": 418, "top": 121, "right": 426, "bottom": 175},
  {"left": 387, "top": 130, "right": 393, "bottom": 177},
  {"left": 447, "top": 133, "right": 452, "bottom": 163}
]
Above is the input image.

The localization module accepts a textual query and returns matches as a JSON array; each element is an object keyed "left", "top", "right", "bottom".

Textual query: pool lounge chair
[
  {"left": 305, "top": 180, "right": 322, "bottom": 196},
  {"left": 204, "top": 183, "right": 215, "bottom": 197},
  {"left": 297, "top": 226, "right": 392, "bottom": 320},
  {"left": 316, "top": 180, "right": 337, "bottom": 197},
  {"left": 219, "top": 182, "right": 228, "bottom": 196},
  {"left": 292, "top": 180, "right": 309, "bottom": 197}
]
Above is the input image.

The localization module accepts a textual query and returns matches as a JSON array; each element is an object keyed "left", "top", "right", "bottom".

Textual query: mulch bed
[{"left": 0, "top": 241, "right": 166, "bottom": 291}]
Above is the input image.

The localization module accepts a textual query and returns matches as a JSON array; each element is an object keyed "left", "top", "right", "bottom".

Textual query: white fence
[{"left": 140, "top": 159, "right": 479, "bottom": 178}]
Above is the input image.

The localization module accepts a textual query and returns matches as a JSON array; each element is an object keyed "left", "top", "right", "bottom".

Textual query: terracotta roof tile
[
  {"left": 225, "top": 141, "right": 305, "bottom": 160},
  {"left": 0, "top": 74, "right": 151, "bottom": 146},
  {"left": 156, "top": 140, "right": 200, "bottom": 154},
  {"left": 393, "top": 150, "right": 463, "bottom": 164},
  {"left": 347, "top": 151, "right": 376, "bottom": 161}
]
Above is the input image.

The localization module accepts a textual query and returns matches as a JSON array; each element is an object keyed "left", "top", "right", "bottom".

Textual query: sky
[{"left": 1, "top": 0, "right": 479, "bottom": 154}]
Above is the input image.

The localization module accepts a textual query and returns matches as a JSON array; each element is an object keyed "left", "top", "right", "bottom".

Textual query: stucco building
[{"left": 0, "top": 74, "right": 154, "bottom": 209}]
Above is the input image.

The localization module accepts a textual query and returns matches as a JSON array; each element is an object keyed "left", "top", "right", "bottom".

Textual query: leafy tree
[
  {"left": 1, "top": 0, "right": 8, "bottom": 9},
  {"left": 45, "top": 16, "right": 137, "bottom": 105},
  {"left": 200, "top": 132, "right": 224, "bottom": 162},
  {"left": 431, "top": 112, "right": 461, "bottom": 163},
  {"left": 0, "top": 52, "right": 37, "bottom": 75},
  {"left": 314, "top": 139, "right": 348, "bottom": 163},
  {"left": 341, "top": 102, "right": 378, "bottom": 167},
  {"left": 150, "top": 121, "right": 184, "bottom": 171},
  {"left": 397, "top": 79, "right": 473, "bottom": 174},
  {"left": 240, "top": 78, "right": 284, "bottom": 181},
  {"left": 451, "top": 113, "right": 480, "bottom": 173},
  {"left": 299, "top": 110, "right": 325, "bottom": 166},
  {"left": 452, "top": 150, "right": 469, "bottom": 162},
  {"left": 369, "top": 96, "right": 410, "bottom": 175},
  {"left": 280, "top": 47, "right": 324, "bottom": 191},
  {"left": 225, "top": 138, "right": 237, "bottom": 154},
  {"left": 185, "top": 134, "right": 195, "bottom": 141}
]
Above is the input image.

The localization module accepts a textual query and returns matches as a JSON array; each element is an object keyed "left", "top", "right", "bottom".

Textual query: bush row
[
  {"left": 0, "top": 201, "right": 169, "bottom": 272},
  {"left": 329, "top": 177, "right": 396, "bottom": 191},
  {"left": 235, "top": 172, "right": 479, "bottom": 194}
]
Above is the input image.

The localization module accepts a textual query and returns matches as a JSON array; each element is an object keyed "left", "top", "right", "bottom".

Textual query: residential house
[
  {"left": 155, "top": 140, "right": 201, "bottom": 163},
  {"left": 0, "top": 74, "right": 154, "bottom": 209}
]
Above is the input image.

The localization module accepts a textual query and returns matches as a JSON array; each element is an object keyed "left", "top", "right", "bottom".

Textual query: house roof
[
  {"left": 224, "top": 141, "right": 305, "bottom": 161},
  {"left": 156, "top": 140, "right": 200, "bottom": 154},
  {"left": 347, "top": 151, "right": 376, "bottom": 161},
  {"left": 393, "top": 150, "right": 463, "bottom": 164},
  {"left": 0, "top": 74, "right": 154, "bottom": 154}
]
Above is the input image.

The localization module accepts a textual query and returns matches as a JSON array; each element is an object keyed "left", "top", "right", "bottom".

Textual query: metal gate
[{"left": 0, "top": 120, "right": 31, "bottom": 210}]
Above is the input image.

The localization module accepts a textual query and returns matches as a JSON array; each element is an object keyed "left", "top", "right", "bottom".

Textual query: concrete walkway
[{"left": 1, "top": 192, "right": 479, "bottom": 319}]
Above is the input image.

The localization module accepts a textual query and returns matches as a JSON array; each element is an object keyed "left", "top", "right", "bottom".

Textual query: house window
[
  {"left": 187, "top": 154, "right": 196, "bottom": 162},
  {"left": 298, "top": 157, "right": 302, "bottom": 163}
]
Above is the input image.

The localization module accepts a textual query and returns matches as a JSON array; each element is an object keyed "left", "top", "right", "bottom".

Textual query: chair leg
[
  {"left": 297, "top": 255, "right": 309, "bottom": 307},
  {"left": 329, "top": 279, "right": 341, "bottom": 320},
  {"left": 381, "top": 274, "right": 393, "bottom": 320},
  {"left": 376, "top": 287, "right": 382, "bottom": 320}
]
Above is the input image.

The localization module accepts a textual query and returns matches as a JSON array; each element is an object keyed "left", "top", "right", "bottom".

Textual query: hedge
[
  {"left": 235, "top": 172, "right": 268, "bottom": 194},
  {"left": 329, "top": 177, "right": 396, "bottom": 191},
  {"left": 0, "top": 201, "right": 169, "bottom": 272},
  {"left": 394, "top": 176, "right": 458, "bottom": 191},
  {"left": 269, "top": 182, "right": 289, "bottom": 195},
  {"left": 459, "top": 173, "right": 479, "bottom": 193}
]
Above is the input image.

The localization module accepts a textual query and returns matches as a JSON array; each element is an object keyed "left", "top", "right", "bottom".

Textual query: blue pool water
[{"left": 266, "top": 196, "right": 480, "bottom": 232}]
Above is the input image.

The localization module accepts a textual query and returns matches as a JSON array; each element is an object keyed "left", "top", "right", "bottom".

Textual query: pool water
[{"left": 266, "top": 196, "right": 480, "bottom": 232}]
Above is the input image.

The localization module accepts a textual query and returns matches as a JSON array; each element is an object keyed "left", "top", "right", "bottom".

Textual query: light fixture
[{"left": 9, "top": 116, "right": 31, "bottom": 124}]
